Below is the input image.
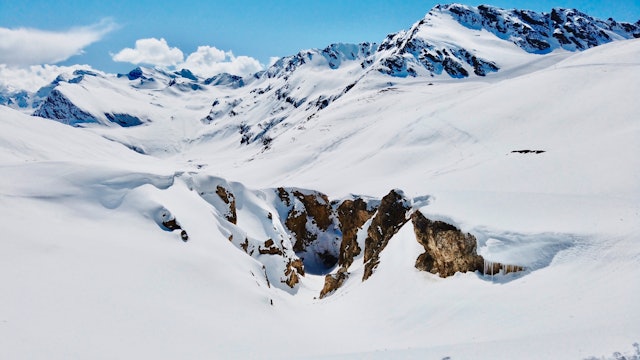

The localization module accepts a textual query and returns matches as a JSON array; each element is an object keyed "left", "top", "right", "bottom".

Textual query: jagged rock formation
[
  {"left": 277, "top": 188, "right": 333, "bottom": 252},
  {"left": 318, "top": 191, "right": 525, "bottom": 297},
  {"left": 336, "top": 198, "right": 378, "bottom": 269},
  {"left": 370, "top": 4, "right": 640, "bottom": 78},
  {"left": 362, "top": 190, "right": 413, "bottom": 280},
  {"left": 275, "top": 187, "right": 341, "bottom": 274},
  {"left": 215, "top": 185, "right": 237, "bottom": 224},
  {"left": 442, "top": 4, "right": 640, "bottom": 52},
  {"left": 284, "top": 259, "right": 305, "bottom": 288}
]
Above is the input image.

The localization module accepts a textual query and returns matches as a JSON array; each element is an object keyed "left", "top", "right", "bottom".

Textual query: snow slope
[{"left": 1, "top": 5, "right": 639, "bottom": 360}]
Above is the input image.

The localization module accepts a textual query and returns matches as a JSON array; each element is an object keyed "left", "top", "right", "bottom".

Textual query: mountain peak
[{"left": 430, "top": 3, "right": 639, "bottom": 53}]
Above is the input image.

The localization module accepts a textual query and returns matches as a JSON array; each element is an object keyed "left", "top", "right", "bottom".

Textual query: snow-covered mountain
[
  {"left": 1, "top": 4, "right": 640, "bottom": 360},
  {"left": 23, "top": 3, "right": 639, "bottom": 153}
]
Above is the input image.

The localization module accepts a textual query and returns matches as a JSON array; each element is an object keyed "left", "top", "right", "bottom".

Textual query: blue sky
[{"left": 0, "top": 0, "right": 638, "bottom": 76}]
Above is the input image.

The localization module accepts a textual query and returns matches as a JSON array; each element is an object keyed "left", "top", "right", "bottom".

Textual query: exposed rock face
[
  {"left": 319, "top": 268, "right": 349, "bottom": 299},
  {"left": 184, "top": 178, "right": 522, "bottom": 294},
  {"left": 440, "top": 4, "right": 640, "bottom": 53},
  {"left": 411, "top": 211, "right": 483, "bottom": 277},
  {"left": 411, "top": 211, "right": 524, "bottom": 277},
  {"left": 362, "top": 189, "right": 412, "bottom": 280},
  {"left": 336, "top": 198, "right": 378, "bottom": 268},
  {"left": 33, "top": 89, "right": 97, "bottom": 125},
  {"left": 215, "top": 185, "right": 237, "bottom": 224},
  {"left": 283, "top": 259, "right": 305, "bottom": 288},
  {"left": 276, "top": 187, "right": 341, "bottom": 274},
  {"left": 280, "top": 188, "right": 332, "bottom": 252},
  {"left": 258, "top": 239, "right": 283, "bottom": 255}
]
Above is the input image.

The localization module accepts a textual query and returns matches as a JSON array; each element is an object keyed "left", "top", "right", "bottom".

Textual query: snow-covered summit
[
  {"left": 438, "top": 3, "right": 639, "bottom": 52},
  {"left": 367, "top": 3, "right": 640, "bottom": 77}
]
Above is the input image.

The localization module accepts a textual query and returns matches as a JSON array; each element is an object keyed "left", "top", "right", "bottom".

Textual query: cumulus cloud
[
  {"left": 0, "top": 19, "right": 117, "bottom": 66},
  {"left": 0, "top": 64, "right": 100, "bottom": 92},
  {"left": 112, "top": 38, "right": 264, "bottom": 77},
  {"left": 181, "top": 46, "right": 263, "bottom": 77},
  {"left": 112, "top": 38, "right": 184, "bottom": 67}
]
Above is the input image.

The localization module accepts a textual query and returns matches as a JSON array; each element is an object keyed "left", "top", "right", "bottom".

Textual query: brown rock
[
  {"left": 285, "top": 209, "right": 312, "bottom": 252},
  {"left": 411, "top": 210, "right": 519, "bottom": 277},
  {"left": 283, "top": 259, "right": 305, "bottom": 288},
  {"left": 362, "top": 189, "right": 412, "bottom": 280},
  {"left": 281, "top": 189, "right": 333, "bottom": 253},
  {"left": 215, "top": 185, "right": 237, "bottom": 224},
  {"left": 319, "top": 268, "right": 349, "bottom": 299},
  {"left": 336, "top": 198, "right": 377, "bottom": 268},
  {"left": 258, "top": 238, "right": 284, "bottom": 255},
  {"left": 276, "top": 187, "right": 291, "bottom": 207}
]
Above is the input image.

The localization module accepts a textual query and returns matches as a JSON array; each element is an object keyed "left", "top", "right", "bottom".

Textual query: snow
[{"left": 1, "top": 9, "right": 640, "bottom": 360}]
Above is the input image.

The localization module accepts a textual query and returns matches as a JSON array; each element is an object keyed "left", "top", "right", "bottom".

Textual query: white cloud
[
  {"left": 181, "top": 46, "right": 263, "bottom": 77},
  {"left": 0, "top": 19, "right": 117, "bottom": 66},
  {"left": 112, "top": 39, "right": 264, "bottom": 77},
  {"left": 0, "top": 64, "right": 100, "bottom": 92},
  {"left": 112, "top": 38, "right": 184, "bottom": 67}
]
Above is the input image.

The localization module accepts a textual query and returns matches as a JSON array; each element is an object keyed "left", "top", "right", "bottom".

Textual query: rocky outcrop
[
  {"left": 411, "top": 210, "right": 523, "bottom": 277},
  {"left": 215, "top": 185, "right": 237, "bottom": 224},
  {"left": 278, "top": 188, "right": 333, "bottom": 252},
  {"left": 411, "top": 211, "right": 483, "bottom": 277},
  {"left": 362, "top": 189, "right": 412, "bottom": 280},
  {"left": 441, "top": 4, "right": 640, "bottom": 53},
  {"left": 336, "top": 198, "right": 378, "bottom": 268},
  {"left": 275, "top": 187, "right": 341, "bottom": 274},
  {"left": 186, "top": 177, "right": 521, "bottom": 294},
  {"left": 283, "top": 259, "right": 305, "bottom": 288},
  {"left": 319, "top": 268, "right": 349, "bottom": 299},
  {"left": 258, "top": 239, "right": 283, "bottom": 255}
]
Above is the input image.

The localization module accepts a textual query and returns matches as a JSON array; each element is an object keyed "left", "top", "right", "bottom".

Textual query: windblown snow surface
[{"left": 1, "top": 26, "right": 640, "bottom": 360}]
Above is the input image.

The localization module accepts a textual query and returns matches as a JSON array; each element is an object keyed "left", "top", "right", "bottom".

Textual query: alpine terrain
[{"left": 1, "top": 4, "right": 639, "bottom": 359}]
